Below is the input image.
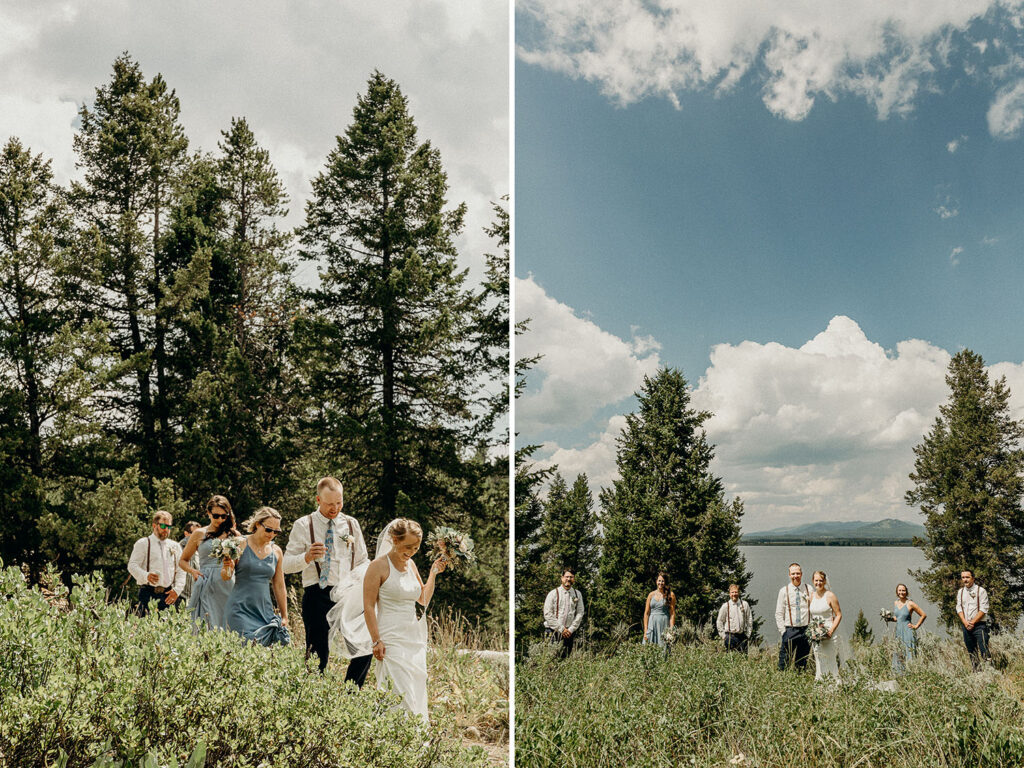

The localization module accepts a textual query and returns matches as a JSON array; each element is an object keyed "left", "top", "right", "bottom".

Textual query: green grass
[
  {"left": 0, "top": 563, "right": 501, "bottom": 768},
  {"left": 516, "top": 634, "right": 1024, "bottom": 768}
]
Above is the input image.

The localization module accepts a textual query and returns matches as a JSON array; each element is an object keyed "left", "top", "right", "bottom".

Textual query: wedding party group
[
  {"left": 541, "top": 563, "right": 993, "bottom": 678},
  {"left": 125, "top": 476, "right": 469, "bottom": 721}
]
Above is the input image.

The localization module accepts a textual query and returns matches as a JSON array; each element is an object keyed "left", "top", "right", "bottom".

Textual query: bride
[
  {"left": 810, "top": 570, "right": 842, "bottom": 681},
  {"left": 361, "top": 518, "right": 446, "bottom": 720}
]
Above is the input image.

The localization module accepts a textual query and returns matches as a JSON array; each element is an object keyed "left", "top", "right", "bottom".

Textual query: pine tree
[
  {"left": 597, "top": 368, "right": 753, "bottom": 635},
  {"left": 298, "top": 71, "right": 479, "bottom": 533},
  {"left": 906, "top": 349, "right": 1024, "bottom": 629},
  {"left": 541, "top": 472, "right": 601, "bottom": 591},
  {"left": 73, "top": 54, "right": 190, "bottom": 479},
  {"left": 852, "top": 609, "right": 874, "bottom": 645}
]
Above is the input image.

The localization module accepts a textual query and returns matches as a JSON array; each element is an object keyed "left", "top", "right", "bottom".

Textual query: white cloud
[
  {"left": 947, "top": 133, "right": 968, "bottom": 152},
  {"left": 518, "top": 0, "right": 1018, "bottom": 121},
  {"left": 515, "top": 275, "right": 661, "bottom": 433},
  {"left": 987, "top": 80, "right": 1024, "bottom": 137},
  {"left": 950, "top": 245, "right": 964, "bottom": 265},
  {"left": 0, "top": 0, "right": 508, "bottom": 278},
  {"left": 527, "top": 313, "right": 1024, "bottom": 530}
]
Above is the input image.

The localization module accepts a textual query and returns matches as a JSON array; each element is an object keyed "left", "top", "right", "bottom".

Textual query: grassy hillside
[
  {"left": 517, "top": 633, "right": 1024, "bottom": 768},
  {"left": 0, "top": 563, "right": 507, "bottom": 768}
]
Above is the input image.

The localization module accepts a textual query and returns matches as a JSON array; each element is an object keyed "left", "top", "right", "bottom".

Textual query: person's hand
[
  {"left": 305, "top": 542, "right": 326, "bottom": 563},
  {"left": 193, "top": 570, "right": 204, "bottom": 580},
  {"left": 222, "top": 557, "right": 236, "bottom": 569},
  {"left": 562, "top": 628, "right": 572, "bottom": 639},
  {"left": 165, "top": 590, "right": 179, "bottom": 605},
  {"left": 281, "top": 616, "right": 289, "bottom": 627},
  {"left": 147, "top": 572, "right": 160, "bottom": 586},
  {"left": 431, "top": 557, "right": 448, "bottom": 575},
  {"left": 373, "top": 640, "right": 385, "bottom": 661}
]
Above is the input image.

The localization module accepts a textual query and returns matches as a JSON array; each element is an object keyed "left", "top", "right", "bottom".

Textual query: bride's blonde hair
[{"left": 389, "top": 518, "right": 423, "bottom": 543}]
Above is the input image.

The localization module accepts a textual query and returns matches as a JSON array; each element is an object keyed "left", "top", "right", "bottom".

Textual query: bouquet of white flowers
[
  {"left": 425, "top": 526, "right": 475, "bottom": 570},
  {"left": 662, "top": 626, "right": 678, "bottom": 646},
  {"left": 210, "top": 536, "right": 244, "bottom": 563},
  {"left": 808, "top": 615, "right": 830, "bottom": 643},
  {"left": 880, "top": 609, "right": 896, "bottom": 622}
]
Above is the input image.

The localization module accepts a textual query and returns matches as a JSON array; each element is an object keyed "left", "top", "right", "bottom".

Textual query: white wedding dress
[
  {"left": 375, "top": 554, "right": 429, "bottom": 720},
  {"left": 810, "top": 593, "right": 840, "bottom": 681}
]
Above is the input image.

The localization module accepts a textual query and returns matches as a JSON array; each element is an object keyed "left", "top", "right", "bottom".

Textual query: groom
[
  {"left": 283, "top": 476, "right": 371, "bottom": 683},
  {"left": 774, "top": 563, "right": 811, "bottom": 671}
]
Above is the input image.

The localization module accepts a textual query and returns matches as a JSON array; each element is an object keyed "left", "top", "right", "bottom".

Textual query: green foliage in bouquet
[{"left": 0, "top": 561, "right": 487, "bottom": 768}]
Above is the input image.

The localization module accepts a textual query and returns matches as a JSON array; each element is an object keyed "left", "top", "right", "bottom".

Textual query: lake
[{"left": 738, "top": 545, "right": 947, "bottom": 644}]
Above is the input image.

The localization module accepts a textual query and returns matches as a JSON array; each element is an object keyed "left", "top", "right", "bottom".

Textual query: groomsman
[
  {"left": 543, "top": 569, "right": 585, "bottom": 658},
  {"left": 128, "top": 511, "right": 186, "bottom": 615},
  {"left": 283, "top": 476, "right": 371, "bottom": 683},
  {"left": 774, "top": 563, "right": 811, "bottom": 671},
  {"left": 956, "top": 569, "right": 991, "bottom": 670},
  {"left": 716, "top": 584, "right": 753, "bottom": 653}
]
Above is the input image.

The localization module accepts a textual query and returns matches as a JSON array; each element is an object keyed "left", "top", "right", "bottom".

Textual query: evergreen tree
[
  {"left": 906, "top": 349, "right": 1024, "bottom": 629},
  {"left": 541, "top": 472, "right": 601, "bottom": 592},
  {"left": 852, "top": 609, "right": 874, "bottom": 645},
  {"left": 0, "top": 138, "right": 109, "bottom": 570},
  {"left": 73, "top": 53, "right": 190, "bottom": 480},
  {"left": 597, "top": 368, "right": 752, "bottom": 636},
  {"left": 298, "top": 71, "right": 479, "bottom": 533}
]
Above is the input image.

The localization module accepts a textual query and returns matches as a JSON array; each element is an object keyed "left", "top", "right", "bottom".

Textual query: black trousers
[
  {"left": 302, "top": 583, "right": 372, "bottom": 685},
  {"left": 962, "top": 623, "right": 991, "bottom": 669},
  {"left": 548, "top": 628, "right": 575, "bottom": 658},
  {"left": 778, "top": 626, "right": 811, "bottom": 670},
  {"left": 724, "top": 632, "right": 748, "bottom": 653},
  {"left": 136, "top": 585, "right": 172, "bottom": 616}
]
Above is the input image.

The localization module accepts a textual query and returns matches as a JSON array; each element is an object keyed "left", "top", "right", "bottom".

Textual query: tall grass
[
  {"left": 0, "top": 563, "right": 500, "bottom": 768},
  {"left": 516, "top": 634, "right": 1024, "bottom": 768}
]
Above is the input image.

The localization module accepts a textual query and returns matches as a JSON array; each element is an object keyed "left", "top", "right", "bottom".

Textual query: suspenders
[{"left": 308, "top": 515, "right": 355, "bottom": 581}]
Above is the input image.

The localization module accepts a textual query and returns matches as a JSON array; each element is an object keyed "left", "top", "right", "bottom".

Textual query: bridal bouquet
[
  {"left": 210, "top": 537, "right": 244, "bottom": 563},
  {"left": 879, "top": 609, "right": 895, "bottom": 622},
  {"left": 426, "top": 526, "right": 476, "bottom": 570},
  {"left": 662, "top": 626, "right": 678, "bottom": 646},
  {"left": 808, "top": 615, "right": 830, "bottom": 643}
]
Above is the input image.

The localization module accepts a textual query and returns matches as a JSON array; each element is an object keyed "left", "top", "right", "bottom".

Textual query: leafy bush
[
  {"left": 0, "top": 563, "right": 488, "bottom": 768},
  {"left": 516, "top": 637, "right": 1024, "bottom": 768}
]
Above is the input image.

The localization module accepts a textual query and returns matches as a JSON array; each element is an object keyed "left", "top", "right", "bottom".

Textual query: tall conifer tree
[
  {"left": 597, "top": 368, "right": 752, "bottom": 633},
  {"left": 299, "top": 72, "right": 479, "bottom": 531},
  {"left": 907, "top": 349, "right": 1024, "bottom": 628}
]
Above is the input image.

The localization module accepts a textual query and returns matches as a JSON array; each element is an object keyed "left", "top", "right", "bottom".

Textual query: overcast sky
[
  {"left": 0, "top": 0, "right": 509, "bottom": 285},
  {"left": 516, "top": 0, "right": 1024, "bottom": 531}
]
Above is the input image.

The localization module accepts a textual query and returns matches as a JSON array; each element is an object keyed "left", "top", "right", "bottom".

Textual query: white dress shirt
[
  {"left": 717, "top": 599, "right": 752, "bottom": 637},
  {"left": 282, "top": 511, "right": 368, "bottom": 588},
  {"left": 543, "top": 586, "right": 585, "bottom": 634},
  {"left": 128, "top": 534, "right": 185, "bottom": 592},
  {"left": 775, "top": 583, "right": 811, "bottom": 635},
  {"left": 958, "top": 584, "right": 990, "bottom": 624}
]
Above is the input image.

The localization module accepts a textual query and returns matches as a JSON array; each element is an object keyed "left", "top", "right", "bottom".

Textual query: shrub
[{"left": 0, "top": 562, "right": 487, "bottom": 768}]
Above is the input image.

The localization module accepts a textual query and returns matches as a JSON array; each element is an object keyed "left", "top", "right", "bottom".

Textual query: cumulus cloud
[
  {"left": 518, "top": 0, "right": 1022, "bottom": 122},
  {"left": 947, "top": 133, "right": 968, "bottom": 152},
  {"left": 515, "top": 275, "right": 661, "bottom": 433},
  {"left": 950, "top": 245, "right": 964, "bottom": 265},
  {"left": 0, "top": 0, "right": 508, "bottom": 277},
  {"left": 529, "top": 313, "right": 1024, "bottom": 529}
]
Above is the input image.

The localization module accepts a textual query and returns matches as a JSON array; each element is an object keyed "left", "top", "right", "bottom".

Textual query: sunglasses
[
  {"left": 260, "top": 523, "right": 281, "bottom": 535},
  {"left": 156, "top": 523, "right": 172, "bottom": 530},
  {"left": 210, "top": 513, "right": 227, "bottom": 520}
]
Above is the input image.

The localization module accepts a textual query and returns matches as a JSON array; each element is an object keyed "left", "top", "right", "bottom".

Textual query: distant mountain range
[{"left": 742, "top": 518, "right": 927, "bottom": 545}]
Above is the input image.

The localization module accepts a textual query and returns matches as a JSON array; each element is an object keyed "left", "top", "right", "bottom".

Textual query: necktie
[
  {"left": 795, "top": 588, "right": 801, "bottom": 624},
  {"left": 320, "top": 520, "right": 335, "bottom": 588}
]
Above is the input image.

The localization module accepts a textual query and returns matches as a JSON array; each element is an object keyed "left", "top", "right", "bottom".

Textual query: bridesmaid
[
  {"left": 643, "top": 571, "right": 675, "bottom": 646},
  {"left": 892, "top": 583, "right": 926, "bottom": 674},
  {"left": 180, "top": 495, "right": 238, "bottom": 630},
  {"left": 223, "top": 507, "right": 290, "bottom": 646}
]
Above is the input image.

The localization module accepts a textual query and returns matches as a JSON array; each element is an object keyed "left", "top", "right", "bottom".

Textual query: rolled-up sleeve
[
  {"left": 568, "top": 592, "right": 585, "bottom": 634},
  {"left": 716, "top": 604, "right": 728, "bottom": 636},
  {"left": 283, "top": 516, "right": 311, "bottom": 575},
  {"left": 979, "top": 587, "right": 990, "bottom": 619},
  {"left": 775, "top": 588, "right": 787, "bottom": 636},
  {"left": 170, "top": 543, "right": 186, "bottom": 593},
  {"left": 543, "top": 589, "right": 557, "bottom": 630}
]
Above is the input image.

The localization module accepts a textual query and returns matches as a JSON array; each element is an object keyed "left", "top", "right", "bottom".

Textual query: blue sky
[{"left": 514, "top": 1, "right": 1024, "bottom": 530}]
